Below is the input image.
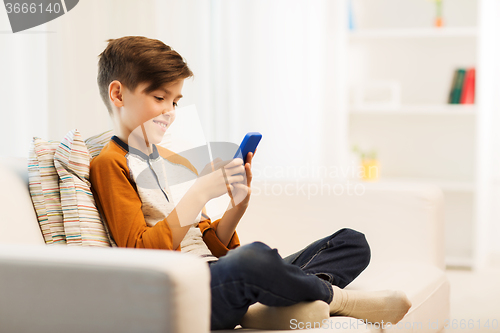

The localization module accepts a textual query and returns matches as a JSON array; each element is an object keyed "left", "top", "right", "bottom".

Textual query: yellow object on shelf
[{"left": 361, "top": 158, "right": 379, "bottom": 181}]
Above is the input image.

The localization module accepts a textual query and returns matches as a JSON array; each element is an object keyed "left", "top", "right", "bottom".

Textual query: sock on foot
[
  {"left": 329, "top": 285, "right": 412, "bottom": 324},
  {"left": 240, "top": 300, "right": 330, "bottom": 330}
]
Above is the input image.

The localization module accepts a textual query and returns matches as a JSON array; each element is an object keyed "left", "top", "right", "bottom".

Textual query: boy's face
[{"left": 118, "top": 79, "right": 184, "bottom": 147}]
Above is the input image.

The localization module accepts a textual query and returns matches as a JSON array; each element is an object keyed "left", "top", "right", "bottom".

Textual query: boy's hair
[{"left": 97, "top": 36, "right": 193, "bottom": 115}]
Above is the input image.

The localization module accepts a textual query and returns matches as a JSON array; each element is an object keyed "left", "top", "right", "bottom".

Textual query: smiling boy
[
  {"left": 91, "top": 37, "right": 247, "bottom": 257},
  {"left": 90, "top": 36, "right": 411, "bottom": 330}
]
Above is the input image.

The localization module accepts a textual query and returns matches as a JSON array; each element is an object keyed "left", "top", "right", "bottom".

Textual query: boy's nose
[{"left": 161, "top": 108, "right": 175, "bottom": 115}]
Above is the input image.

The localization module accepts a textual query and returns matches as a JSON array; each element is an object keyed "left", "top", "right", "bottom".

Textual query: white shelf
[
  {"left": 374, "top": 177, "right": 475, "bottom": 192},
  {"left": 349, "top": 27, "right": 478, "bottom": 40},
  {"left": 350, "top": 104, "right": 476, "bottom": 115},
  {"left": 445, "top": 256, "right": 474, "bottom": 269}
]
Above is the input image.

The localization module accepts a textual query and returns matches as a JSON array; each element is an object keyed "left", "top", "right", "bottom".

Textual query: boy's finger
[
  {"left": 233, "top": 157, "right": 244, "bottom": 166},
  {"left": 226, "top": 164, "right": 245, "bottom": 177},
  {"left": 248, "top": 152, "right": 254, "bottom": 165},
  {"left": 213, "top": 160, "right": 224, "bottom": 169},
  {"left": 212, "top": 158, "right": 231, "bottom": 170},
  {"left": 246, "top": 163, "right": 252, "bottom": 186},
  {"left": 223, "top": 158, "right": 243, "bottom": 170}
]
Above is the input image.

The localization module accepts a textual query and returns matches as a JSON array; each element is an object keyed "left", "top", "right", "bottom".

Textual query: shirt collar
[{"left": 111, "top": 135, "right": 159, "bottom": 160}]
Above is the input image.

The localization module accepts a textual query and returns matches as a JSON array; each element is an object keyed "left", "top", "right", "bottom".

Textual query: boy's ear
[{"left": 109, "top": 80, "right": 124, "bottom": 107}]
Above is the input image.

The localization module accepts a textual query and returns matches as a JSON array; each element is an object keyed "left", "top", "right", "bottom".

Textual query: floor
[{"left": 445, "top": 267, "right": 500, "bottom": 333}]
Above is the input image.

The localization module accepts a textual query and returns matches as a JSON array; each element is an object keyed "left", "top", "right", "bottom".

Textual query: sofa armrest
[
  {"left": 0, "top": 244, "right": 210, "bottom": 333},
  {"left": 0, "top": 157, "right": 45, "bottom": 245}
]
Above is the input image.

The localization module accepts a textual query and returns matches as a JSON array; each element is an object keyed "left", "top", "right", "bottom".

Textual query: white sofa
[{"left": 0, "top": 156, "right": 450, "bottom": 333}]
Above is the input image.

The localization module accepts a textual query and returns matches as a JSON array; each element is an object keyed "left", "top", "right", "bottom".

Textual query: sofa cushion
[
  {"left": 342, "top": 261, "right": 450, "bottom": 333},
  {"left": 225, "top": 262, "right": 449, "bottom": 333},
  {"left": 27, "top": 138, "right": 66, "bottom": 244},
  {"left": 237, "top": 180, "right": 445, "bottom": 269},
  {"left": 85, "top": 129, "right": 113, "bottom": 161},
  {"left": 54, "top": 129, "right": 111, "bottom": 247}
]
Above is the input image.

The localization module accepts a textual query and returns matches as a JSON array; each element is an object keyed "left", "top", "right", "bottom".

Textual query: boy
[{"left": 90, "top": 36, "right": 411, "bottom": 330}]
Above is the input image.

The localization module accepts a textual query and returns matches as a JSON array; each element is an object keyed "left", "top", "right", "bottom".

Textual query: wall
[{"left": 1, "top": 0, "right": 348, "bottom": 184}]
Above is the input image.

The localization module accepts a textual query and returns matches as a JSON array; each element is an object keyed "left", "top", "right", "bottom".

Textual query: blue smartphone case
[{"left": 234, "top": 132, "right": 262, "bottom": 163}]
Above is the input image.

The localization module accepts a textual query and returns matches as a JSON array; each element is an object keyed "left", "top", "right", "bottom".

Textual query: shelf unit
[
  {"left": 350, "top": 104, "right": 476, "bottom": 115},
  {"left": 375, "top": 177, "right": 475, "bottom": 193},
  {"left": 345, "top": 0, "right": 479, "bottom": 268},
  {"left": 349, "top": 27, "right": 478, "bottom": 39}
]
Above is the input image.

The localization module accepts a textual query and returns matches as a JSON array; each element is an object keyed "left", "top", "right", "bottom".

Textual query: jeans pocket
[
  {"left": 314, "top": 272, "right": 335, "bottom": 285},
  {"left": 299, "top": 243, "right": 328, "bottom": 269}
]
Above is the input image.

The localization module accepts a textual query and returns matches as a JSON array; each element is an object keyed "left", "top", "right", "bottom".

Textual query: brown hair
[{"left": 97, "top": 36, "right": 193, "bottom": 114}]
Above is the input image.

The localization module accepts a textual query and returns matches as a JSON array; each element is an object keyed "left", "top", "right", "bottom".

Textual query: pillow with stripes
[
  {"left": 85, "top": 129, "right": 113, "bottom": 161},
  {"left": 27, "top": 138, "right": 66, "bottom": 244},
  {"left": 54, "top": 129, "right": 111, "bottom": 247}
]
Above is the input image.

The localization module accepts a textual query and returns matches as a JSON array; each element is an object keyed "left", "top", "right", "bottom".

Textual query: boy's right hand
[{"left": 195, "top": 157, "right": 246, "bottom": 202}]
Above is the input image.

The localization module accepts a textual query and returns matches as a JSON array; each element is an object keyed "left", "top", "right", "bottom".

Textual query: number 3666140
[{"left": 5, "top": 2, "right": 62, "bottom": 14}]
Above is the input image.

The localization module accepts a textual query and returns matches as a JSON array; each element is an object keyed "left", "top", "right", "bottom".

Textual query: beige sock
[
  {"left": 329, "top": 285, "right": 412, "bottom": 324},
  {"left": 240, "top": 300, "right": 330, "bottom": 330}
]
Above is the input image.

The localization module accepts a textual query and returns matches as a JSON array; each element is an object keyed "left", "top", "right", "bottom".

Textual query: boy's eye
[
  {"left": 173, "top": 102, "right": 178, "bottom": 107},
  {"left": 155, "top": 97, "right": 164, "bottom": 101}
]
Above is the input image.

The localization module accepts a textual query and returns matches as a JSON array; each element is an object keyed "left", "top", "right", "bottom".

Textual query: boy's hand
[
  {"left": 195, "top": 150, "right": 255, "bottom": 209},
  {"left": 196, "top": 157, "right": 246, "bottom": 203},
  {"left": 229, "top": 151, "right": 254, "bottom": 210}
]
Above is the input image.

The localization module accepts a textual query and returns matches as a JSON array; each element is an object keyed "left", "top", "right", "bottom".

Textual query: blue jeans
[{"left": 208, "top": 228, "right": 371, "bottom": 330}]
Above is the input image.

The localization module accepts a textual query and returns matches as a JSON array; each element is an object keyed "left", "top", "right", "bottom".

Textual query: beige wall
[{"left": 45, "top": 0, "right": 158, "bottom": 141}]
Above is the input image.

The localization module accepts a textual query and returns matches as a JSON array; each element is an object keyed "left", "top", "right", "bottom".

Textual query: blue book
[{"left": 348, "top": 0, "right": 355, "bottom": 31}]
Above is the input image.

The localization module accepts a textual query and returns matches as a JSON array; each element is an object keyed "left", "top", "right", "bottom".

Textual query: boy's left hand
[{"left": 229, "top": 150, "right": 255, "bottom": 210}]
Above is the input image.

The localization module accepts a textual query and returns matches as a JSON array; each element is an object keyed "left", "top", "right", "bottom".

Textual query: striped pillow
[
  {"left": 84, "top": 129, "right": 116, "bottom": 246},
  {"left": 27, "top": 138, "right": 66, "bottom": 244},
  {"left": 85, "top": 129, "right": 113, "bottom": 161},
  {"left": 54, "top": 129, "right": 110, "bottom": 247}
]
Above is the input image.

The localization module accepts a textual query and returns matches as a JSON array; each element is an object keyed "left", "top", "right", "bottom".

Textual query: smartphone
[{"left": 233, "top": 132, "right": 262, "bottom": 164}]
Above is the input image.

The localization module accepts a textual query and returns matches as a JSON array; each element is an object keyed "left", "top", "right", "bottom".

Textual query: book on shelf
[
  {"left": 348, "top": 0, "right": 355, "bottom": 31},
  {"left": 460, "top": 68, "right": 475, "bottom": 104},
  {"left": 448, "top": 68, "right": 475, "bottom": 104}
]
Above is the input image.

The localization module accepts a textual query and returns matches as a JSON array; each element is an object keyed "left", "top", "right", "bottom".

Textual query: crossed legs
[{"left": 208, "top": 228, "right": 411, "bottom": 330}]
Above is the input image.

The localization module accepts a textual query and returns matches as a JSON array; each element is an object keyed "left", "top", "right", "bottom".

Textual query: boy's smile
[
  {"left": 142, "top": 112, "right": 172, "bottom": 142},
  {"left": 110, "top": 79, "right": 184, "bottom": 154},
  {"left": 152, "top": 118, "right": 169, "bottom": 131}
]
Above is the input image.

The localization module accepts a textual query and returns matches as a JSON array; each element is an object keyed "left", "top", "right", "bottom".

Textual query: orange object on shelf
[{"left": 434, "top": 0, "right": 443, "bottom": 27}]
